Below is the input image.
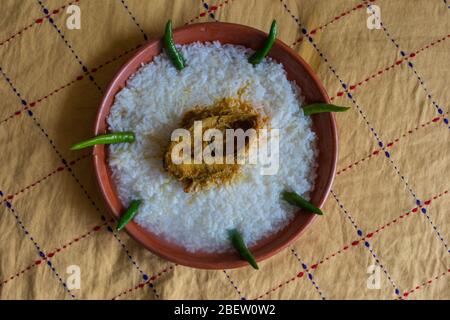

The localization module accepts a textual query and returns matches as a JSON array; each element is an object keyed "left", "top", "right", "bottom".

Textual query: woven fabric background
[{"left": 0, "top": 0, "right": 449, "bottom": 300}]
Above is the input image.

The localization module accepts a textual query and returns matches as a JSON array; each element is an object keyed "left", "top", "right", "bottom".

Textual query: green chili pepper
[
  {"left": 163, "top": 20, "right": 186, "bottom": 70},
  {"left": 302, "top": 103, "right": 350, "bottom": 116},
  {"left": 248, "top": 20, "right": 278, "bottom": 66},
  {"left": 117, "top": 200, "right": 142, "bottom": 231},
  {"left": 70, "top": 132, "right": 135, "bottom": 150},
  {"left": 228, "top": 229, "right": 259, "bottom": 270},
  {"left": 282, "top": 191, "right": 323, "bottom": 215}
]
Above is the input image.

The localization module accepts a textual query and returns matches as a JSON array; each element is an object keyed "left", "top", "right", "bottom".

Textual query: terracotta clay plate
[{"left": 93, "top": 22, "right": 337, "bottom": 269}]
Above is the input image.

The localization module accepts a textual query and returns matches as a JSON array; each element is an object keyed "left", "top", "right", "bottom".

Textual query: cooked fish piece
[{"left": 164, "top": 98, "right": 267, "bottom": 192}]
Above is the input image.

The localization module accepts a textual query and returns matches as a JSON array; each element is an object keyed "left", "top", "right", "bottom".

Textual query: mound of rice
[{"left": 107, "top": 42, "right": 317, "bottom": 253}]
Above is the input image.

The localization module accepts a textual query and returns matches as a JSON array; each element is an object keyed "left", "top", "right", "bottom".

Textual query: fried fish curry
[{"left": 164, "top": 98, "right": 267, "bottom": 192}]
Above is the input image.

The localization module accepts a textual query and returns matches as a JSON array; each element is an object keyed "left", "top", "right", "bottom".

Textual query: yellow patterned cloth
[{"left": 0, "top": 0, "right": 449, "bottom": 300}]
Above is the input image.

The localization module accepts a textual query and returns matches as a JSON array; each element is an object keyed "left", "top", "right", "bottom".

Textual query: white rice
[{"left": 107, "top": 42, "right": 317, "bottom": 253}]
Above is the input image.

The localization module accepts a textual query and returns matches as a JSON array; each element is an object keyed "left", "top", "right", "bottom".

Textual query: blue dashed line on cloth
[
  {"left": 0, "top": 66, "right": 68, "bottom": 165},
  {"left": 3, "top": 201, "right": 43, "bottom": 254},
  {"left": 105, "top": 224, "right": 156, "bottom": 287},
  {"left": 201, "top": 0, "right": 217, "bottom": 20},
  {"left": 223, "top": 270, "right": 246, "bottom": 300},
  {"left": 331, "top": 190, "right": 401, "bottom": 295},
  {"left": 35, "top": 0, "right": 103, "bottom": 93},
  {"left": 146, "top": 281, "right": 160, "bottom": 299},
  {"left": 70, "top": 162, "right": 153, "bottom": 284},
  {"left": 291, "top": 248, "right": 326, "bottom": 300},
  {"left": 282, "top": 0, "right": 420, "bottom": 201},
  {"left": 407, "top": 66, "right": 449, "bottom": 128},
  {"left": 282, "top": 0, "right": 450, "bottom": 252},
  {"left": 47, "top": 126, "right": 155, "bottom": 282},
  {"left": 118, "top": 0, "right": 148, "bottom": 40},
  {"left": 366, "top": 4, "right": 450, "bottom": 130},
  {"left": 365, "top": 4, "right": 450, "bottom": 251},
  {"left": 2, "top": 198, "right": 76, "bottom": 299},
  {"left": 0, "top": 66, "right": 154, "bottom": 289},
  {"left": 0, "top": 67, "right": 28, "bottom": 106},
  {"left": 420, "top": 207, "right": 450, "bottom": 253},
  {"left": 304, "top": 30, "right": 422, "bottom": 202},
  {"left": 1, "top": 68, "right": 85, "bottom": 298},
  {"left": 365, "top": 241, "right": 400, "bottom": 293},
  {"left": 330, "top": 189, "right": 360, "bottom": 232}
]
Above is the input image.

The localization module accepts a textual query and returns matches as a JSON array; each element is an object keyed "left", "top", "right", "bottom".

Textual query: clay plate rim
[{"left": 93, "top": 22, "right": 337, "bottom": 269}]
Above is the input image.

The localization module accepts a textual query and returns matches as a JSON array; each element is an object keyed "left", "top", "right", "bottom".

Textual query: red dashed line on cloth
[
  {"left": 253, "top": 189, "right": 449, "bottom": 298},
  {"left": 310, "top": 190, "right": 448, "bottom": 271},
  {"left": 290, "top": 0, "right": 374, "bottom": 47},
  {"left": 118, "top": 0, "right": 148, "bottom": 41},
  {"left": 399, "top": 268, "right": 450, "bottom": 299},
  {"left": 0, "top": 43, "right": 142, "bottom": 126},
  {"left": 111, "top": 265, "right": 175, "bottom": 300},
  {"left": 254, "top": 272, "right": 304, "bottom": 300},
  {"left": 0, "top": 220, "right": 110, "bottom": 288},
  {"left": 330, "top": 34, "right": 450, "bottom": 101},
  {"left": 0, "top": 0, "right": 234, "bottom": 126},
  {"left": 336, "top": 115, "right": 445, "bottom": 175},
  {"left": 337, "top": 151, "right": 378, "bottom": 176},
  {"left": 0, "top": 261, "right": 40, "bottom": 288},
  {"left": 0, "top": 0, "right": 80, "bottom": 47},
  {"left": 185, "top": 0, "right": 232, "bottom": 24},
  {"left": 5, "top": 153, "right": 90, "bottom": 201},
  {"left": 91, "top": 43, "right": 143, "bottom": 71},
  {"left": 0, "top": 2, "right": 232, "bottom": 126},
  {"left": 309, "top": 245, "right": 352, "bottom": 271},
  {"left": 1, "top": 153, "right": 90, "bottom": 202},
  {"left": 46, "top": 219, "right": 112, "bottom": 258},
  {"left": 366, "top": 190, "right": 447, "bottom": 237}
]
